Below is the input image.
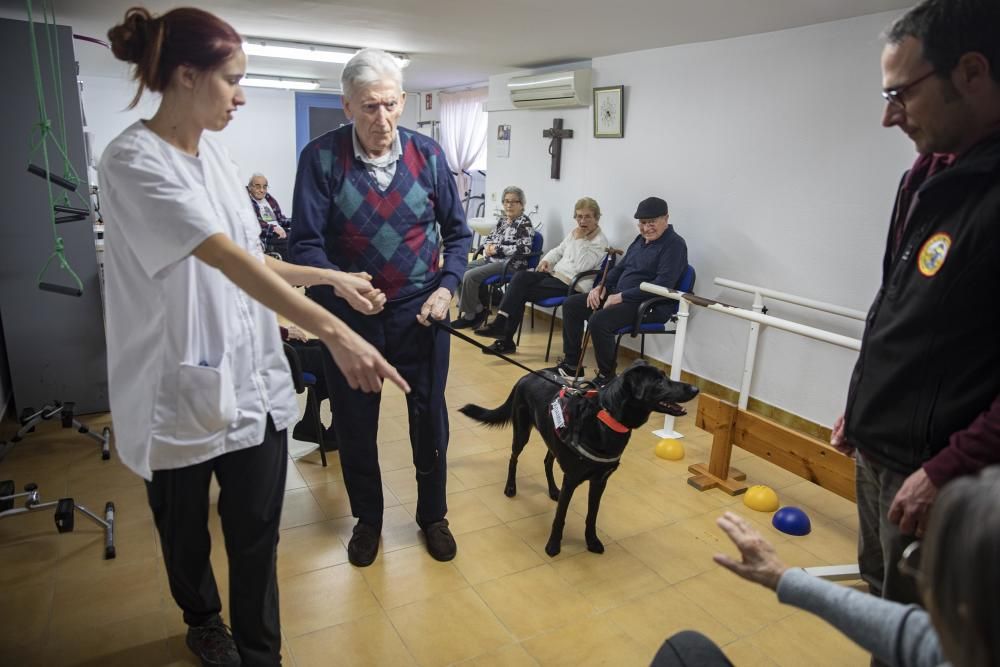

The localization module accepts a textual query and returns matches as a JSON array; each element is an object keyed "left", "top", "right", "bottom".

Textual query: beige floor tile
[
  {"left": 720, "top": 637, "right": 780, "bottom": 666},
  {"left": 388, "top": 587, "right": 513, "bottom": 666},
  {"left": 475, "top": 564, "right": 596, "bottom": 640},
  {"left": 279, "top": 562, "right": 381, "bottom": 638},
  {"left": 452, "top": 524, "right": 545, "bottom": 585},
  {"left": 378, "top": 436, "right": 417, "bottom": 472},
  {"left": 469, "top": 476, "right": 562, "bottom": 524},
  {"left": 276, "top": 519, "right": 350, "bottom": 580},
  {"left": 550, "top": 542, "right": 669, "bottom": 611},
  {"left": 40, "top": 609, "right": 172, "bottom": 667},
  {"left": 294, "top": 455, "right": 345, "bottom": 486},
  {"left": 449, "top": 427, "right": 499, "bottom": 460},
  {"left": 567, "top": 483, "right": 670, "bottom": 542},
  {"left": 289, "top": 611, "right": 416, "bottom": 667},
  {"left": 730, "top": 455, "right": 809, "bottom": 490},
  {"left": 284, "top": 459, "right": 309, "bottom": 491},
  {"left": 619, "top": 522, "right": 720, "bottom": 584},
  {"left": 779, "top": 480, "right": 857, "bottom": 522},
  {"left": 279, "top": 487, "right": 328, "bottom": 530},
  {"left": 605, "top": 586, "right": 738, "bottom": 653},
  {"left": 0, "top": 579, "right": 53, "bottom": 647},
  {"left": 360, "top": 544, "right": 469, "bottom": 609},
  {"left": 50, "top": 555, "right": 164, "bottom": 632},
  {"left": 790, "top": 512, "right": 860, "bottom": 566},
  {"left": 456, "top": 642, "right": 539, "bottom": 666},
  {"left": 674, "top": 567, "right": 795, "bottom": 636},
  {"left": 747, "top": 611, "right": 870, "bottom": 666},
  {"left": 520, "top": 615, "right": 652, "bottom": 666},
  {"left": 328, "top": 504, "right": 424, "bottom": 554},
  {"left": 382, "top": 467, "right": 466, "bottom": 505},
  {"left": 405, "top": 488, "right": 505, "bottom": 536},
  {"left": 450, "top": 448, "right": 525, "bottom": 490}
]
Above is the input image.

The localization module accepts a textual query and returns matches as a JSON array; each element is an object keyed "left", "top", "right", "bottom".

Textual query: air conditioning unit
[{"left": 507, "top": 69, "right": 592, "bottom": 109}]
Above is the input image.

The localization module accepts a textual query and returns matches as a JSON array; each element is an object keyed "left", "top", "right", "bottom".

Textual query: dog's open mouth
[{"left": 658, "top": 400, "right": 688, "bottom": 417}]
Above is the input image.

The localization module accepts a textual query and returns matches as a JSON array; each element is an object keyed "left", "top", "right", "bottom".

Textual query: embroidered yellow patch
[{"left": 918, "top": 233, "right": 951, "bottom": 277}]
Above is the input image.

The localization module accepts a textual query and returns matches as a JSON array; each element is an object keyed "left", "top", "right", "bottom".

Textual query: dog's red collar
[{"left": 596, "top": 409, "right": 629, "bottom": 433}]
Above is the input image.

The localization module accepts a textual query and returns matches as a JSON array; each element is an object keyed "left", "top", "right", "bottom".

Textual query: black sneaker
[
  {"left": 421, "top": 519, "right": 457, "bottom": 562},
  {"left": 482, "top": 339, "right": 516, "bottom": 355},
  {"left": 556, "top": 360, "right": 584, "bottom": 378},
  {"left": 474, "top": 317, "right": 508, "bottom": 339},
  {"left": 592, "top": 372, "right": 615, "bottom": 388},
  {"left": 321, "top": 426, "right": 339, "bottom": 452},
  {"left": 449, "top": 313, "right": 484, "bottom": 329},
  {"left": 186, "top": 617, "right": 241, "bottom": 667},
  {"left": 347, "top": 521, "right": 381, "bottom": 567}
]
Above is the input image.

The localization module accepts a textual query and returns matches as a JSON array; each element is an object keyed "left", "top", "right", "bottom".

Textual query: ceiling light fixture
[
  {"left": 242, "top": 37, "right": 410, "bottom": 68},
  {"left": 240, "top": 74, "right": 320, "bottom": 91}
]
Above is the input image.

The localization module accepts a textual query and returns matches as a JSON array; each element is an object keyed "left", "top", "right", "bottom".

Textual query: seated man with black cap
[{"left": 556, "top": 196, "right": 687, "bottom": 386}]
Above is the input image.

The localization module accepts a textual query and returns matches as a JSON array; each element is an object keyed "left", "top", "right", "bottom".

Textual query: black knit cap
[{"left": 633, "top": 196, "right": 668, "bottom": 219}]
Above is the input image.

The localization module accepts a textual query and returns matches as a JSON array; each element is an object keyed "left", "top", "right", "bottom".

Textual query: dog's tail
[{"left": 459, "top": 387, "right": 516, "bottom": 428}]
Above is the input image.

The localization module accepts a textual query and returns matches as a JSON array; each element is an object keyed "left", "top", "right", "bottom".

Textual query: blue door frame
[{"left": 295, "top": 92, "right": 344, "bottom": 157}]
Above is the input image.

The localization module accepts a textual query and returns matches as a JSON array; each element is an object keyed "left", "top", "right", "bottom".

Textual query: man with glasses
[
  {"left": 831, "top": 0, "right": 1000, "bottom": 612},
  {"left": 556, "top": 196, "right": 687, "bottom": 386}
]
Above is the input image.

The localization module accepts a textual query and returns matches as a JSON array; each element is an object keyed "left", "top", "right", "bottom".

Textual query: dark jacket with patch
[{"left": 845, "top": 132, "right": 1000, "bottom": 480}]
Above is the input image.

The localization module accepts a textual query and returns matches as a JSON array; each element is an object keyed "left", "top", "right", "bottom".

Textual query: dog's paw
[
  {"left": 586, "top": 537, "right": 605, "bottom": 554},
  {"left": 544, "top": 540, "right": 561, "bottom": 557},
  {"left": 504, "top": 484, "right": 517, "bottom": 498},
  {"left": 548, "top": 487, "right": 560, "bottom": 501}
]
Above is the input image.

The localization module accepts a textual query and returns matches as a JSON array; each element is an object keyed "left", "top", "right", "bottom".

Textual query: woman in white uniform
[{"left": 101, "top": 7, "right": 408, "bottom": 666}]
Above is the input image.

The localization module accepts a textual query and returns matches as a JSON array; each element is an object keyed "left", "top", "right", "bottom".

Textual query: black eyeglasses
[
  {"left": 882, "top": 70, "right": 936, "bottom": 110},
  {"left": 502, "top": 199, "right": 522, "bottom": 205}
]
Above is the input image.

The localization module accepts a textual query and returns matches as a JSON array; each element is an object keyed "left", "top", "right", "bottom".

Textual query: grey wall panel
[{"left": 0, "top": 18, "right": 108, "bottom": 415}]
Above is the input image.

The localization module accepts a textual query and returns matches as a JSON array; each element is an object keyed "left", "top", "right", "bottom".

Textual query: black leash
[{"left": 431, "top": 319, "right": 579, "bottom": 391}]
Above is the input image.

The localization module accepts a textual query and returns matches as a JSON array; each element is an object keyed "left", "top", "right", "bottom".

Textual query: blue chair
[
  {"left": 516, "top": 253, "right": 617, "bottom": 362},
  {"left": 611, "top": 264, "right": 696, "bottom": 360},
  {"left": 480, "top": 231, "right": 544, "bottom": 321},
  {"left": 283, "top": 343, "right": 328, "bottom": 468}
]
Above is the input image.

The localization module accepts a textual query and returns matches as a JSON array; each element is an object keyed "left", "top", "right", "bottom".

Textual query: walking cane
[{"left": 573, "top": 248, "right": 623, "bottom": 380}]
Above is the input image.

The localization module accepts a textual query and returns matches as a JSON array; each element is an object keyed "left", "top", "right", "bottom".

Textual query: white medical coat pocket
[{"left": 176, "top": 359, "right": 237, "bottom": 439}]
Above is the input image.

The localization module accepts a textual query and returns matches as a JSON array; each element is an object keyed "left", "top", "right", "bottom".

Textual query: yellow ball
[
  {"left": 743, "top": 485, "right": 780, "bottom": 513},
  {"left": 654, "top": 439, "right": 685, "bottom": 461}
]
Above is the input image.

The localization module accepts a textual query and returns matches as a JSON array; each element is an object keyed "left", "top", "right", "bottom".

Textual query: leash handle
[{"left": 575, "top": 250, "right": 618, "bottom": 379}]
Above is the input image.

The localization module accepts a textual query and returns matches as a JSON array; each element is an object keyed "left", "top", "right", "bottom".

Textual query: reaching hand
[
  {"left": 888, "top": 468, "right": 938, "bottom": 537},
  {"left": 830, "top": 414, "right": 854, "bottom": 457},
  {"left": 586, "top": 286, "right": 605, "bottom": 309},
  {"left": 326, "top": 271, "right": 385, "bottom": 314},
  {"left": 713, "top": 511, "right": 788, "bottom": 591},
  {"left": 484, "top": 244, "right": 497, "bottom": 257},
  {"left": 417, "top": 287, "right": 453, "bottom": 326},
  {"left": 321, "top": 327, "right": 409, "bottom": 394}
]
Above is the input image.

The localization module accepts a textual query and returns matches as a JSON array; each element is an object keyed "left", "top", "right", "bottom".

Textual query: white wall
[
  {"left": 486, "top": 11, "right": 915, "bottom": 427},
  {"left": 80, "top": 74, "right": 420, "bottom": 214}
]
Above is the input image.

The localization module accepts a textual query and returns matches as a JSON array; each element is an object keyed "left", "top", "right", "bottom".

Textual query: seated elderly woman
[
  {"left": 247, "top": 172, "right": 290, "bottom": 256},
  {"left": 450, "top": 185, "right": 534, "bottom": 329},
  {"left": 474, "top": 196, "right": 609, "bottom": 354},
  {"left": 650, "top": 466, "right": 1000, "bottom": 667}
]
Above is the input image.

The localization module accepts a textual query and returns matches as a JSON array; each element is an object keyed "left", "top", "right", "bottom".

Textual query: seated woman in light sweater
[
  {"left": 475, "top": 196, "right": 609, "bottom": 354},
  {"left": 650, "top": 466, "right": 1000, "bottom": 667}
]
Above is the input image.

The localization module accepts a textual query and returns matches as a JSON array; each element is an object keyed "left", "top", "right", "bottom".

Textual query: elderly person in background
[
  {"left": 558, "top": 196, "right": 687, "bottom": 386},
  {"left": 247, "top": 173, "right": 289, "bottom": 256},
  {"left": 475, "top": 196, "right": 609, "bottom": 354},
  {"left": 650, "top": 466, "right": 1000, "bottom": 667},
  {"left": 290, "top": 49, "right": 471, "bottom": 567},
  {"left": 450, "top": 185, "right": 534, "bottom": 329}
]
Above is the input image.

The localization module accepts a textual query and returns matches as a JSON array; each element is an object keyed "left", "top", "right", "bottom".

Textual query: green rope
[{"left": 26, "top": 0, "right": 85, "bottom": 295}]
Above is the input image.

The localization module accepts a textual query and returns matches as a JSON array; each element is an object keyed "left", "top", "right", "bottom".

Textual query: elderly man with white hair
[{"left": 290, "top": 49, "right": 471, "bottom": 567}]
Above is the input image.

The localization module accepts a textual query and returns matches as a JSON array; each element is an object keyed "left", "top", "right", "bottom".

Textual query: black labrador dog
[{"left": 460, "top": 360, "right": 699, "bottom": 556}]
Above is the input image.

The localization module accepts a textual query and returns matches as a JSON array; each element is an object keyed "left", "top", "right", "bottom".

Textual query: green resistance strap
[{"left": 26, "top": 0, "right": 89, "bottom": 298}]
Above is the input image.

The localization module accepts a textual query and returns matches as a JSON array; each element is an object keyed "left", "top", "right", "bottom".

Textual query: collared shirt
[
  {"left": 99, "top": 121, "right": 298, "bottom": 480},
  {"left": 352, "top": 127, "right": 402, "bottom": 191}
]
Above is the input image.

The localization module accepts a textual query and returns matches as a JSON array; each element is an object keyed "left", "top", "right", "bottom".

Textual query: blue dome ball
[{"left": 772, "top": 506, "right": 812, "bottom": 536}]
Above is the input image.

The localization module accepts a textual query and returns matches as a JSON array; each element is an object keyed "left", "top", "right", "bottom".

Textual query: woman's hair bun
[{"left": 108, "top": 7, "right": 155, "bottom": 64}]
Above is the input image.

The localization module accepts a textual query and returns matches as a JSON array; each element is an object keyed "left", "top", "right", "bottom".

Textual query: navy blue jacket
[{"left": 604, "top": 227, "right": 687, "bottom": 302}]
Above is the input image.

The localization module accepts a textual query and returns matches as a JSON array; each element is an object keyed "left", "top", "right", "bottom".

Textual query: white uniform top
[{"left": 99, "top": 121, "right": 298, "bottom": 480}]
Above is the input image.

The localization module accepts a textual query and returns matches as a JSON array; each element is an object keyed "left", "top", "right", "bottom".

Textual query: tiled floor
[{"left": 0, "top": 318, "right": 867, "bottom": 666}]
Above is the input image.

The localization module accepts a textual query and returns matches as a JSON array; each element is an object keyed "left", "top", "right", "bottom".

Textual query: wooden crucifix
[{"left": 542, "top": 118, "right": 573, "bottom": 180}]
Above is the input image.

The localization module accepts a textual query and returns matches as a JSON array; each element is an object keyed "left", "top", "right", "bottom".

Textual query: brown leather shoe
[
  {"left": 347, "top": 521, "right": 381, "bottom": 567},
  {"left": 421, "top": 519, "right": 457, "bottom": 562}
]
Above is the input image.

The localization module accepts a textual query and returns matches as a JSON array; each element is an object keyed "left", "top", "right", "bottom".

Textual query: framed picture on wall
[{"left": 593, "top": 85, "right": 624, "bottom": 138}]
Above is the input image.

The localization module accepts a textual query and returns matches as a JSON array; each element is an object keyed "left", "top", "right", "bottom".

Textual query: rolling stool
[{"left": 283, "top": 343, "right": 328, "bottom": 467}]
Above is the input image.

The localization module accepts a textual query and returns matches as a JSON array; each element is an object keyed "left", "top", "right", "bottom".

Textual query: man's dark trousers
[
  {"left": 316, "top": 286, "right": 450, "bottom": 529},
  {"left": 560, "top": 292, "right": 642, "bottom": 375}
]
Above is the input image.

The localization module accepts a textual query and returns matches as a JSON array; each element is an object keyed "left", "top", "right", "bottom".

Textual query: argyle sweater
[{"left": 290, "top": 125, "right": 471, "bottom": 301}]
